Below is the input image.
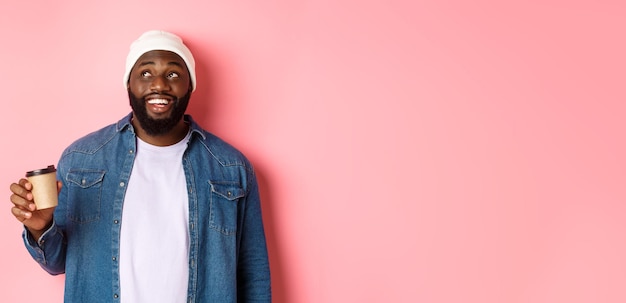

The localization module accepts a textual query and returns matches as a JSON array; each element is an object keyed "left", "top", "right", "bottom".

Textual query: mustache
[{"left": 143, "top": 93, "right": 178, "bottom": 100}]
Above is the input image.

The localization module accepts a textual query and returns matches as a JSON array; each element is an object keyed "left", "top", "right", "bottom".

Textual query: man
[{"left": 9, "top": 30, "right": 271, "bottom": 302}]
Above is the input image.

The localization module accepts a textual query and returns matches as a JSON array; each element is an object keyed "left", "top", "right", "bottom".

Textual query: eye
[
  {"left": 140, "top": 71, "right": 152, "bottom": 77},
  {"left": 167, "top": 72, "right": 180, "bottom": 79}
]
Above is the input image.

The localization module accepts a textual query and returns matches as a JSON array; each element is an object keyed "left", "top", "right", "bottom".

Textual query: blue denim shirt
[{"left": 23, "top": 113, "right": 271, "bottom": 302}]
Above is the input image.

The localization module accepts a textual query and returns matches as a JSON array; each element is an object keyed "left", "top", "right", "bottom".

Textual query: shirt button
[
  {"left": 113, "top": 294, "right": 119, "bottom": 299},
  {"left": 112, "top": 256, "right": 117, "bottom": 261},
  {"left": 114, "top": 220, "right": 119, "bottom": 224},
  {"left": 119, "top": 182, "right": 125, "bottom": 187},
  {"left": 129, "top": 149, "right": 134, "bottom": 154}
]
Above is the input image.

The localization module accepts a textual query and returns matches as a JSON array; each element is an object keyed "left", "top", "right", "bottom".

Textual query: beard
[{"left": 128, "top": 90, "right": 191, "bottom": 136}]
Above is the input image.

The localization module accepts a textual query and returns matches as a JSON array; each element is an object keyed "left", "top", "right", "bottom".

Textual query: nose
[{"left": 150, "top": 75, "right": 170, "bottom": 92}]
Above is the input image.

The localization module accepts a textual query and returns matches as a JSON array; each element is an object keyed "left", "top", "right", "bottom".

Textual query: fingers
[
  {"left": 18, "top": 178, "right": 32, "bottom": 191},
  {"left": 10, "top": 178, "right": 57, "bottom": 231},
  {"left": 11, "top": 179, "right": 30, "bottom": 197},
  {"left": 11, "top": 206, "right": 32, "bottom": 222},
  {"left": 12, "top": 179, "right": 33, "bottom": 200},
  {"left": 9, "top": 179, "right": 36, "bottom": 216}
]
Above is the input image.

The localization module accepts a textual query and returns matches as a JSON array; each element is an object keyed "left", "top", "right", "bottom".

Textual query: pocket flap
[
  {"left": 66, "top": 170, "right": 106, "bottom": 188},
  {"left": 209, "top": 181, "right": 244, "bottom": 201}
]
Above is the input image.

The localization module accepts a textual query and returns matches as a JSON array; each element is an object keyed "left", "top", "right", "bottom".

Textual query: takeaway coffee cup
[{"left": 25, "top": 165, "right": 58, "bottom": 210}]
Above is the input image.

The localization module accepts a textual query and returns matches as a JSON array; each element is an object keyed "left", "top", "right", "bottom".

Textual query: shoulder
[
  {"left": 61, "top": 114, "right": 132, "bottom": 156},
  {"left": 186, "top": 115, "right": 252, "bottom": 168}
]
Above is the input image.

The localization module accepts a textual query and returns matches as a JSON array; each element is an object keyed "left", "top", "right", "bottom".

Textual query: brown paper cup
[{"left": 25, "top": 165, "right": 58, "bottom": 210}]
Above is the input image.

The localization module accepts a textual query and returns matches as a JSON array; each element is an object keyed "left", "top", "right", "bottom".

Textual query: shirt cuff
[{"left": 23, "top": 219, "right": 56, "bottom": 248}]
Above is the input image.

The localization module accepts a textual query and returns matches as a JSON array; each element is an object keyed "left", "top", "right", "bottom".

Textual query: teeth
[{"left": 147, "top": 99, "right": 169, "bottom": 105}]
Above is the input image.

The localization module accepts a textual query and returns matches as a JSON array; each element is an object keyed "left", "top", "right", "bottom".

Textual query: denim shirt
[{"left": 22, "top": 113, "right": 271, "bottom": 303}]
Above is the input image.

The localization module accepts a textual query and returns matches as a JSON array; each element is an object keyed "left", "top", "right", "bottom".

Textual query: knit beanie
[{"left": 123, "top": 30, "right": 196, "bottom": 91}]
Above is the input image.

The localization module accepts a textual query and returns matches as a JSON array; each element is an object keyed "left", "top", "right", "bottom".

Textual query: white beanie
[{"left": 123, "top": 30, "right": 196, "bottom": 92}]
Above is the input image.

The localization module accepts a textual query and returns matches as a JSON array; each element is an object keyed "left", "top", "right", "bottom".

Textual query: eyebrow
[{"left": 137, "top": 61, "right": 184, "bottom": 68}]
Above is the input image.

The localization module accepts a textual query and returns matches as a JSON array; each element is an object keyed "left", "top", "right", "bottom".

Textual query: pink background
[{"left": 2, "top": 1, "right": 625, "bottom": 302}]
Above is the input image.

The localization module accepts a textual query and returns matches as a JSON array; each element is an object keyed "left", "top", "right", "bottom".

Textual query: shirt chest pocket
[
  {"left": 209, "top": 181, "right": 244, "bottom": 236},
  {"left": 66, "top": 170, "right": 105, "bottom": 223}
]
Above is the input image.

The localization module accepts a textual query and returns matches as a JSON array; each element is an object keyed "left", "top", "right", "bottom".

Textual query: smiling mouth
[{"left": 147, "top": 98, "right": 170, "bottom": 105}]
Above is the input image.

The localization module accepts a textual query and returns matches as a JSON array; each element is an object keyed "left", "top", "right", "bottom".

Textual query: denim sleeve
[
  {"left": 237, "top": 168, "right": 272, "bottom": 302},
  {"left": 22, "top": 220, "right": 67, "bottom": 275}
]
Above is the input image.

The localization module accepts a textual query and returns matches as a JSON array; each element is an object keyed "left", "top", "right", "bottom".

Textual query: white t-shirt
[{"left": 120, "top": 131, "right": 191, "bottom": 303}]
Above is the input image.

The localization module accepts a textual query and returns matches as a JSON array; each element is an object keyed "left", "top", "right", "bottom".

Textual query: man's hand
[{"left": 9, "top": 178, "right": 61, "bottom": 241}]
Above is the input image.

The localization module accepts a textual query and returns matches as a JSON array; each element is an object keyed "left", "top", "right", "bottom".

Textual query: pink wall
[{"left": 2, "top": 1, "right": 625, "bottom": 302}]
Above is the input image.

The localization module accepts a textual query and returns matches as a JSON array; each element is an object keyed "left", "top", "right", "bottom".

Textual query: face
[{"left": 128, "top": 50, "right": 192, "bottom": 136}]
